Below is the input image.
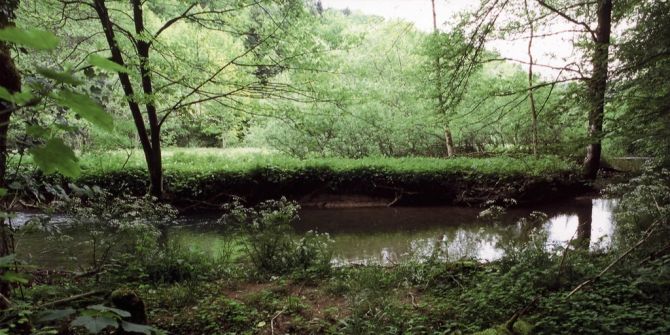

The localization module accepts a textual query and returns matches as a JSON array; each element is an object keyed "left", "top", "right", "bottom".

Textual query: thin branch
[
  {"left": 536, "top": 0, "right": 597, "bottom": 40},
  {"left": 566, "top": 219, "right": 661, "bottom": 298},
  {"left": 152, "top": 2, "right": 198, "bottom": 40}
]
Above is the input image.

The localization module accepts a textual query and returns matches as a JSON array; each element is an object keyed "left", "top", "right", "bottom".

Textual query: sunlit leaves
[
  {"left": 30, "top": 138, "right": 80, "bottom": 178},
  {"left": 0, "top": 87, "right": 34, "bottom": 105},
  {"left": 88, "top": 54, "right": 131, "bottom": 74},
  {"left": 0, "top": 27, "right": 58, "bottom": 50},
  {"left": 53, "top": 90, "right": 114, "bottom": 132}
]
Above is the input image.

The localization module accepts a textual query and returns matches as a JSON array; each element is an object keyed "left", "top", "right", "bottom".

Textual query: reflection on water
[
  {"left": 295, "top": 198, "right": 616, "bottom": 265},
  {"left": 545, "top": 198, "right": 614, "bottom": 251},
  {"left": 12, "top": 198, "right": 617, "bottom": 268}
]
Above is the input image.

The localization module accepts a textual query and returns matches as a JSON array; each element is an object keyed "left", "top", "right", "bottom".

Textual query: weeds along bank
[
  {"left": 6, "top": 166, "right": 670, "bottom": 334},
  {"left": 14, "top": 149, "right": 588, "bottom": 210}
]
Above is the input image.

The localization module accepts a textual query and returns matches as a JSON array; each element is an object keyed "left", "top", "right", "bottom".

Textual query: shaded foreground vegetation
[{"left": 5, "top": 165, "right": 670, "bottom": 334}]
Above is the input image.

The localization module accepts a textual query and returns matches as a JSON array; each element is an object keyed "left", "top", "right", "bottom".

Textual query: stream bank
[{"left": 28, "top": 167, "right": 591, "bottom": 211}]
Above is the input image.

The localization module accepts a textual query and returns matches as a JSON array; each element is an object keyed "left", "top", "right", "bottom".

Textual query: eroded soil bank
[{"left": 26, "top": 168, "right": 591, "bottom": 211}]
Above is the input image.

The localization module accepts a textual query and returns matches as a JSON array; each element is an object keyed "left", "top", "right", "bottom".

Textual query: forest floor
[{"left": 29, "top": 257, "right": 670, "bottom": 335}]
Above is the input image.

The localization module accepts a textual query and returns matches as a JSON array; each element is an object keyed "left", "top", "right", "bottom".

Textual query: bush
[
  {"left": 118, "top": 241, "right": 227, "bottom": 284},
  {"left": 219, "top": 198, "right": 333, "bottom": 278},
  {"left": 23, "top": 187, "right": 233, "bottom": 284},
  {"left": 22, "top": 187, "right": 176, "bottom": 271}
]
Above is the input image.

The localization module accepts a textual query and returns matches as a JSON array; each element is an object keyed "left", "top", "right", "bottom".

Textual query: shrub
[{"left": 219, "top": 198, "right": 333, "bottom": 278}]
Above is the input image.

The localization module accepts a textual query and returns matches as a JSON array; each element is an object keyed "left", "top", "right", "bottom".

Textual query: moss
[{"left": 472, "top": 320, "right": 533, "bottom": 335}]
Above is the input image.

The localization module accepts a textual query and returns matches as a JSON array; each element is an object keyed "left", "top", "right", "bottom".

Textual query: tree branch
[{"left": 536, "top": 0, "right": 597, "bottom": 40}]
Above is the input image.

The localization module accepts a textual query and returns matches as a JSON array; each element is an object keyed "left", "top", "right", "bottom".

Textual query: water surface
[
  {"left": 296, "top": 198, "right": 615, "bottom": 264},
  {"left": 13, "top": 198, "right": 616, "bottom": 268}
]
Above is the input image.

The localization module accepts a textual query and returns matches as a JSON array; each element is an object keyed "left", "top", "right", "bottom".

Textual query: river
[{"left": 12, "top": 197, "right": 616, "bottom": 268}]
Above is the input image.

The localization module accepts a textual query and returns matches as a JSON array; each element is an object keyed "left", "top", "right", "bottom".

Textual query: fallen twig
[
  {"left": 505, "top": 295, "right": 541, "bottom": 332},
  {"left": 37, "top": 290, "right": 106, "bottom": 309},
  {"left": 270, "top": 308, "right": 285, "bottom": 335},
  {"left": 566, "top": 219, "right": 660, "bottom": 298},
  {"left": 557, "top": 228, "right": 579, "bottom": 278},
  {"left": 408, "top": 292, "right": 419, "bottom": 308},
  {"left": 0, "top": 292, "right": 12, "bottom": 308}
]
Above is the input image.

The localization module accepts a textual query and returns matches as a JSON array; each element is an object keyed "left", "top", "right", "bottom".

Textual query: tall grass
[{"left": 76, "top": 147, "right": 577, "bottom": 177}]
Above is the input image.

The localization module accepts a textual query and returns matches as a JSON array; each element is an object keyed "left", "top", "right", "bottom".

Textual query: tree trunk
[
  {"left": 524, "top": 0, "right": 539, "bottom": 157},
  {"left": 148, "top": 148, "right": 162, "bottom": 197},
  {"left": 432, "top": 0, "right": 456, "bottom": 157},
  {"left": 93, "top": 0, "right": 163, "bottom": 197},
  {"left": 444, "top": 127, "right": 455, "bottom": 157},
  {"left": 132, "top": 0, "right": 163, "bottom": 197},
  {"left": 575, "top": 198, "right": 593, "bottom": 250},
  {"left": 583, "top": 0, "right": 612, "bottom": 179},
  {"left": 0, "top": 1, "right": 20, "bottom": 189},
  {"left": 0, "top": 0, "right": 21, "bottom": 306}
]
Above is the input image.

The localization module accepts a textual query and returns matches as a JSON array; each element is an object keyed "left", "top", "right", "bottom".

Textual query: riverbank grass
[{"left": 74, "top": 147, "right": 577, "bottom": 177}]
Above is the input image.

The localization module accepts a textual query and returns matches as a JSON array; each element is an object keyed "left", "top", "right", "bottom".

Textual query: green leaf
[
  {"left": 10, "top": 90, "right": 35, "bottom": 105},
  {"left": 0, "top": 188, "right": 6, "bottom": 197},
  {"left": 0, "top": 254, "right": 15, "bottom": 267},
  {"left": 53, "top": 90, "right": 113, "bottom": 131},
  {"left": 71, "top": 315, "right": 118, "bottom": 334},
  {"left": 0, "top": 87, "right": 34, "bottom": 105},
  {"left": 0, "top": 271, "right": 29, "bottom": 284},
  {"left": 0, "top": 27, "right": 59, "bottom": 50},
  {"left": 88, "top": 305, "right": 130, "bottom": 318},
  {"left": 36, "top": 67, "right": 82, "bottom": 86},
  {"left": 38, "top": 308, "right": 76, "bottom": 322},
  {"left": 30, "top": 138, "right": 81, "bottom": 178},
  {"left": 25, "top": 125, "right": 51, "bottom": 139},
  {"left": 121, "top": 321, "right": 156, "bottom": 335},
  {"left": 0, "top": 87, "right": 12, "bottom": 101},
  {"left": 87, "top": 54, "right": 130, "bottom": 73}
]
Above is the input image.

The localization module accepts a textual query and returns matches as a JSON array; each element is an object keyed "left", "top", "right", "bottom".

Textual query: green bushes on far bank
[
  {"left": 11, "top": 148, "right": 586, "bottom": 209},
  {"left": 73, "top": 148, "right": 577, "bottom": 177}
]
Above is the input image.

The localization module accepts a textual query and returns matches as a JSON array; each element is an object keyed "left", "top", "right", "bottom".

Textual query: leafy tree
[
  {"left": 609, "top": 0, "right": 670, "bottom": 159},
  {"left": 23, "top": 0, "right": 319, "bottom": 197}
]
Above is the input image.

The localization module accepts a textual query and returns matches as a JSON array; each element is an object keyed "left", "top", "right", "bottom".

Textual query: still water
[
  {"left": 13, "top": 198, "right": 616, "bottom": 268},
  {"left": 297, "top": 198, "right": 615, "bottom": 265}
]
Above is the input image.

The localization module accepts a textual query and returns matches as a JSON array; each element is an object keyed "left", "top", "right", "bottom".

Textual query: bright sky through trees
[{"left": 322, "top": 0, "right": 579, "bottom": 77}]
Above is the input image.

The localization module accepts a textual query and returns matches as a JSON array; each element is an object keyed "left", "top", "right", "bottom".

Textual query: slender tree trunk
[
  {"left": 575, "top": 198, "right": 593, "bottom": 251},
  {"left": 583, "top": 0, "right": 612, "bottom": 179},
  {"left": 0, "top": 2, "right": 20, "bottom": 189},
  {"left": 93, "top": 0, "right": 163, "bottom": 197},
  {"left": 0, "top": 0, "right": 20, "bottom": 306},
  {"left": 132, "top": 0, "right": 163, "bottom": 197},
  {"left": 524, "top": 0, "right": 539, "bottom": 156},
  {"left": 432, "top": 0, "right": 455, "bottom": 157},
  {"left": 444, "top": 127, "right": 455, "bottom": 156}
]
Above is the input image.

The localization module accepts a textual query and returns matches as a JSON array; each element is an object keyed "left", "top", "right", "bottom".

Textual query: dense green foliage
[
  {"left": 67, "top": 148, "right": 576, "bottom": 177},
  {"left": 7, "top": 167, "right": 670, "bottom": 334},
  {"left": 16, "top": 149, "right": 584, "bottom": 209},
  {"left": 1, "top": 0, "right": 669, "bottom": 334}
]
